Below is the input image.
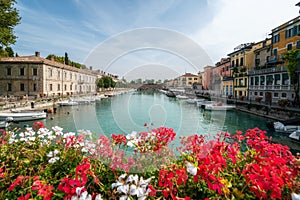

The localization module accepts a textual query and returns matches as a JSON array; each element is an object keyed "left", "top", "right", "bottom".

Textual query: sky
[{"left": 13, "top": 0, "right": 300, "bottom": 81}]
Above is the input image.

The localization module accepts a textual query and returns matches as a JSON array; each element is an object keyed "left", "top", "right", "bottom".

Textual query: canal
[{"left": 13, "top": 91, "right": 300, "bottom": 154}]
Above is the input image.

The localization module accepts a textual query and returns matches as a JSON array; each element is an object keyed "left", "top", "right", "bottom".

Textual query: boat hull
[{"left": 0, "top": 112, "right": 47, "bottom": 122}]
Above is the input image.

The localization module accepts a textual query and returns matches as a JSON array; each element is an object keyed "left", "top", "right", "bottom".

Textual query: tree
[
  {"left": 284, "top": 49, "right": 300, "bottom": 103},
  {"left": 5, "top": 46, "right": 14, "bottom": 56},
  {"left": 65, "top": 52, "right": 69, "bottom": 65},
  {"left": 96, "top": 78, "right": 104, "bottom": 88},
  {"left": 0, "top": 0, "right": 21, "bottom": 48}
]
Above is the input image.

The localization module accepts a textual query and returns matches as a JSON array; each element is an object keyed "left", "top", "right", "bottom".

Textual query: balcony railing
[
  {"left": 249, "top": 85, "right": 291, "bottom": 90},
  {"left": 248, "top": 66, "right": 287, "bottom": 75}
]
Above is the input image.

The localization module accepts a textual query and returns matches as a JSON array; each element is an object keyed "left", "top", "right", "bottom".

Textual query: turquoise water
[{"left": 12, "top": 91, "right": 299, "bottom": 153}]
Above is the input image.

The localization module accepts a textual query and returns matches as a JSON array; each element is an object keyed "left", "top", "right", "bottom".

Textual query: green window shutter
[{"left": 293, "top": 26, "right": 297, "bottom": 36}]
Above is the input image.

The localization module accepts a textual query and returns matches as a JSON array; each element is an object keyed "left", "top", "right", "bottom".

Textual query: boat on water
[
  {"left": 205, "top": 102, "right": 236, "bottom": 111},
  {"left": 57, "top": 100, "right": 79, "bottom": 106},
  {"left": 289, "top": 130, "right": 300, "bottom": 141},
  {"left": 197, "top": 100, "right": 216, "bottom": 109},
  {"left": 185, "top": 98, "right": 198, "bottom": 104},
  {"left": 0, "top": 112, "right": 47, "bottom": 122},
  {"left": 166, "top": 91, "right": 176, "bottom": 98},
  {"left": 176, "top": 95, "right": 189, "bottom": 99},
  {"left": 266, "top": 117, "right": 300, "bottom": 133},
  {"left": 0, "top": 121, "right": 10, "bottom": 128}
]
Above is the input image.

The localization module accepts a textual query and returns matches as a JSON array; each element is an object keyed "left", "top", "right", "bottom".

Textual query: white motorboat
[
  {"left": 0, "top": 112, "right": 47, "bottom": 122},
  {"left": 197, "top": 100, "right": 216, "bottom": 109},
  {"left": 57, "top": 100, "right": 79, "bottom": 106},
  {"left": 185, "top": 98, "right": 198, "bottom": 104},
  {"left": 176, "top": 95, "right": 189, "bottom": 99},
  {"left": 266, "top": 117, "right": 300, "bottom": 133},
  {"left": 289, "top": 130, "right": 300, "bottom": 141},
  {"left": 205, "top": 103, "right": 236, "bottom": 111},
  {"left": 0, "top": 121, "right": 10, "bottom": 128}
]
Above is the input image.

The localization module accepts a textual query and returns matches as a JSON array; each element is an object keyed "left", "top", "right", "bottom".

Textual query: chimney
[
  {"left": 35, "top": 51, "right": 40, "bottom": 57},
  {"left": 50, "top": 55, "right": 54, "bottom": 61}
]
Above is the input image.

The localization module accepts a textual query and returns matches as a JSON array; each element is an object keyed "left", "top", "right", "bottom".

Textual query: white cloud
[{"left": 192, "top": 0, "right": 300, "bottom": 63}]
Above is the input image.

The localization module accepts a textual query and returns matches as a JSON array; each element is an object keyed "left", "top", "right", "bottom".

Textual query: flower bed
[{"left": 0, "top": 124, "right": 299, "bottom": 200}]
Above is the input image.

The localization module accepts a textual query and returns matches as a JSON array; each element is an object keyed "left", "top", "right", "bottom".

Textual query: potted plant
[{"left": 277, "top": 99, "right": 288, "bottom": 108}]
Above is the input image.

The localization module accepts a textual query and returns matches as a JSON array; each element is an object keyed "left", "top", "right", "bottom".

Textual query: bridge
[{"left": 134, "top": 84, "right": 164, "bottom": 91}]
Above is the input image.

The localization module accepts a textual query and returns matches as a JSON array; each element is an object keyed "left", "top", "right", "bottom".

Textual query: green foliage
[
  {"left": 284, "top": 49, "right": 300, "bottom": 102},
  {"left": 97, "top": 76, "right": 116, "bottom": 89},
  {"left": 46, "top": 54, "right": 86, "bottom": 69},
  {"left": 5, "top": 46, "right": 14, "bottom": 56},
  {"left": 0, "top": 0, "right": 21, "bottom": 47}
]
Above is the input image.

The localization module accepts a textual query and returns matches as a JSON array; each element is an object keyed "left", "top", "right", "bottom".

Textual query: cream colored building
[
  {"left": 173, "top": 73, "right": 201, "bottom": 88},
  {"left": 0, "top": 52, "right": 98, "bottom": 97}
]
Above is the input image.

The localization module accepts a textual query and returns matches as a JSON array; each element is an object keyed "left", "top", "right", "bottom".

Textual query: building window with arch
[
  {"left": 20, "top": 67, "right": 25, "bottom": 76},
  {"left": 7, "top": 67, "right": 11, "bottom": 76}
]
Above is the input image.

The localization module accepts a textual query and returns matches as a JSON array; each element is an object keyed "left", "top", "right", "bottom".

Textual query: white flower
[
  {"left": 126, "top": 174, "right": 138, "bottom": 184},
  {"left": 138, "top": 177, "right": 152, "bottom": 187},
  {"left": 48, "top": 157, "right": 59, "bottom": 163},
  {"left": 19, "top": 132, "right": 25, "bottom": 137},
  {"left": 118, "top": 173, "right": 127, "bottom": 181},
  {"left": 292, "top": 193, "right": 300, "bottom": 200},
  {"left": 94, "top": 194, "right": 103, "bottom": 200},
  {"left": 186, "top": 161, "right": 197, "bottom": 176},
  {"left": 126, "top": 131, "right": 137, "bottom": 140},
  {"left": 117, "top": 184, "right": 129, "bottom": 194},
  {"left": 112, "top": 181, "right": 123, "bottom": 189},
  {"left": 76, "top": 187, "right": 85, "bottom": 196},
  {"left": 129, "top": 184, "right": 137, "bottom": 196}
]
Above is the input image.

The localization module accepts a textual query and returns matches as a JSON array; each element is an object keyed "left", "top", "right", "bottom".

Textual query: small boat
[
  {"left": 57, "top": 100, "right": 79, "bottom": 106},
  {"left": 185, "top": 98, "right": 198, "bottom": 104},
  {"left": 266, "top": 117, "right": 300, "bottom": 133},
  {"left": 0, "top": 121, "right": 10, "bottom": 128},
  {"left": 176, "top": 95, "right": 189, "bottom": 99},
  {"left": 197, "top": 100, "right": 216, "bottom": 109},
  {"left": 166, "top": 91, "right": 176, "bottom": 98},
  {"left": 205, "top": 102, "right": 236, "bottom": 111},
  {"left": 289, "top": 130, "right": 300, "bottom": 141},
  {"left": 0, "top": 112, "right": 47, "bottom": 122}
]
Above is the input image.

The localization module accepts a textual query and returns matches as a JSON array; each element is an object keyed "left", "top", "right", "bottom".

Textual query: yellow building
[
  {"left": 271, "top": 16, "right": 300, "bottom": 62},
  {"left": 228, "top": 41, "right": 267, "bottom": 99}
]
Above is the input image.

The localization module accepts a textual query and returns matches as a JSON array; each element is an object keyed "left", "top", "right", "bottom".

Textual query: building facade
[
  {"left": 215, "top": 58, "right": 233, "bottom": 97},
  {"left": 0, "top": 52, "right": 98, "bottom": 97}
]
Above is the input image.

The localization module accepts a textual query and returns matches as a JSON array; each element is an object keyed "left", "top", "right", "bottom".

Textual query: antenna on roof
[{"left": 296, "top": 2, "right": 300, "bottom": 13}]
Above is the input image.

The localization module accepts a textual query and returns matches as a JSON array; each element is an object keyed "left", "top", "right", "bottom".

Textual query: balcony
[
  {"left": 248, "top": 66, "right": 287, "bottom": 75},
  {"left": 249, "top": 85, "right": 291, "bottom": 90}
]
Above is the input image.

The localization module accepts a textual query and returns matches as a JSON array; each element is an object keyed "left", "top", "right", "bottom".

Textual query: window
[
  {"left": 240, "top": 57, "right": 244, "bottom": 66},
  {"left": 273, "top": 34, "right": 280, "bottom": 43},
  {"left": 274, "top": 74, "right": 281, "bottom": 85},
  {"left": 58, "top": 84, "right": 60, "bottom": 91},
  {"left": 255, "top": 76, "right": 259, "bottom": 85},
  {"left": 255, "top": 59, "right": 260, "bottom": 66},
  {"left": 254, "top": 92, "right": 257, "bottom": 95},
  {"left": 266, "top": 75, "right": 273, "bottom": 85},
  {"left": 194, "top": 78, "right": 197, "bottom": 80},
  {"left": 70, "top": 84, "right": 72, "bottom": 90},
  {"left": 285, "top": 28, "right": 293, "bottom": 38},
  {"left": 58, "top": 71, "right": 60, "bottom": 79},
  {"left": 188, "top": 78, "right": 192, "bottom": 80},
  {"left": 7, "top": 68, "right": 11, "bottom": 76},
  {"left": 231, "top": 60, "right": 234, "bottom": 67},
  {"left": 282, "top": 73, "right": 289, "bottom": 85},
  {"left": 274, "top": 93, "right": 278, "bottom": 97},
  {"left": 20, "top": 68, "right": 24, "bottom": 76},
  {"left": 33, "top": 83, "right": 37, "bottom": 92},
  {"left": 7, "top": 83, "right": 12, "bottom": 92},
  {"left": 50, "top": 84, "right": 53, "bottom": 91},
  {"left": 273, "top": 49, "right": 278, "bottom": 56},
  {"left": 260, "top": 76, "right": 265, "bottom": 85},
  {"left": 49, "top": 69, "right": 53, "bottom": 77},
  {"left": 33, "top": 68, "right": 38, "bottom": 76},
  {"left": 297, "top": 40, "right": 300, "bottom": 49},
  {"left": 64, "top": 84, "right": 67, "bottom": 90},
  {"left": 250, "top": 77, "right": 254, "bottom": 85},
  {"left": 260, "top": 92, "right": 263, "bottom": 96},
  {"left": 287, "top": 43, "right": 293, "bottom": 50},
  {"left": 20, "top": 83, "right": 25, "bottom": 91},
  {"left": 236, "top": 59, "right": 239, "bottom": 67},
  {"left": 282, "top": 93, "right": 287, "bottom": 98}
]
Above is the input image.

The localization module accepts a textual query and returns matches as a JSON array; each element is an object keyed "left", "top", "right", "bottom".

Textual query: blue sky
[{"left": 13, "top": 0, "right": 300, "bottom": 80}]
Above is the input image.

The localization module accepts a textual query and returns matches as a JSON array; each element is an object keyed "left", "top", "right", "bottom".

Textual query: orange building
[{"left": 271, "top": 16, "right": 300, "bottom": 63}]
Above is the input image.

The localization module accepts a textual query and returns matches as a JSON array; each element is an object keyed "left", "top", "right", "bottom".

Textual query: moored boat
[
  {"left": 289, "top": 130, "right": 300, "bottom": 141},
  {"left": 205, "top": 102, "right": 236, "bottom": 111},
  {"left": 0, "top": 112, "right": 47, "bottom": 122},
  {"left": 266, "top": 117, "right": 300, "bottom": 133},
  {"left": 57, "top": 100, "right": 79, "bottom": 106},
  {"left": 166, "top": 91, "right": 176, "bottom": 98}
]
